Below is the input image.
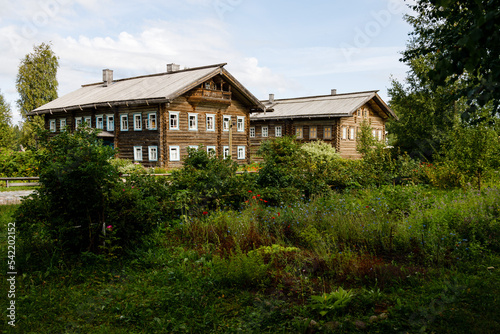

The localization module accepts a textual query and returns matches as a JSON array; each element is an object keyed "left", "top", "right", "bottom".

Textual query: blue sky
[{"left": 0, "top": 0, "right": 415, "bottom": 124}]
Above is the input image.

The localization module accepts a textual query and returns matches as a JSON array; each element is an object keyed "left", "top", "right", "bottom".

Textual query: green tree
[
  {"left": 16, "top": 42, "right": 59, "bottom": 148},
  {"left": 387, "top": 56, "right": 464, "bottom": 160},
  {"left": 402, "top": 0, "right": 500, "bottom": 120},
  {"left": 440, "top": 124, "right": 500, "bottom": 190},
  {"left": 0, "top": 90, "right": 15, "bottom": 149}
]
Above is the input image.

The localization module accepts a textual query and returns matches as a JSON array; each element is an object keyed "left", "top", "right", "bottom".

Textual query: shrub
[{"left": 0, "top": 149, "right": 37, "bottom": 177}]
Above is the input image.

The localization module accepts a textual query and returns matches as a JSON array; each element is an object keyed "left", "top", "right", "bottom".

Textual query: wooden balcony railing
[{"left": 188, "top": 88, "right": 232, "bottom": 104}]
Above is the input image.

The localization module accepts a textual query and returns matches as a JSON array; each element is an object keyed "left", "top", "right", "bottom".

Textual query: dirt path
[{"left": 0, "top": 190, "right": 35, "bottom": 205}]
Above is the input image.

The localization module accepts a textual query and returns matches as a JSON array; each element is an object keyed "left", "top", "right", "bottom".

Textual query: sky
[{"left": 0, "top": 0, "right": 416, "bottom": 124}]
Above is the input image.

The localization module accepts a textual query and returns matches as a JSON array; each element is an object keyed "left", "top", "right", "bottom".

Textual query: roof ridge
[
  {"left": 82, "top": 63, "right": 227, "bottom": 87},
  {"left": 262, "top": 90, "right": 378, "bottom": 103}
]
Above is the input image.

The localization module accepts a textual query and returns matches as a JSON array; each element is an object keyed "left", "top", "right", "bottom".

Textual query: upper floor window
[
  {"left": 120, "top": 114, "right": 128, "bottom": 131},
  {"left": 223, "top": 115, "right": 231, "bottom": 131},
  {"left": 107, "top": 115, "right": 114, "bottom": 131},
  {"left": 250, "top": 127, "right": 255, "bottom": 138},
  {"left": 148, "top": 113, "right": 157, "bottom": 130},
  {"left": 169, "top": 111, "right": 179, "bottom": 130},
  {"left": 134, "top": 114, "right": 142, "bottom": 131},
  {"left": 237, "top": 116, "right": 245, "bottom": 132},
  {"left": 188, "top": 113, "right": 198, "bottom": 131},
  {"left": 206, "top": 114, "right": 215, "bottom": 131},
  {"left": 96, "top": 115, "right": 104, "bottom": 130}
]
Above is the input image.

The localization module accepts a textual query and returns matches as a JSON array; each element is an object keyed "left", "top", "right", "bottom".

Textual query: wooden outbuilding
[
  {"left": 28, "top": 63, "right": 265, "bottom": 168},
  {"left": 250, "top": 90, "right": 397, "bottom": 159}
]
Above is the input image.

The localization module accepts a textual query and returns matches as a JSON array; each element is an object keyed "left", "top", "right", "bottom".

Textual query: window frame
[
  {"left": 148, "top": 146, "right": 158, "bottom": 161},
  {"left": 133, "top": 146, "right": 143, "bottom": 161},
  {"left": 250, "top": 126, "right": 255, "bottom": 138},
  {"left": 296, "top": 126, "right": 303, "bottom": 139},
  {"left": 169, "top": 111, "right": 179, "bottom": 130},
  {"left": 148, "top": 112, "right": 157, "bottom": 130},
  {"left": 275, "top": 126, "right": 282, "bottom": 137},
  {"left": 324, "top": 126, "right": 332, "bottom": 139},
  {"left": 309, "top": 126, "right": 317, "bottom": 139},
  {"left": 207, "top": 146, "right": 216, "bottom": 157},
  {"left": 59, "top": 118, "right": 66, "bottom": 132},
  {"left": 349, "top": 126, "right": 355, "bottom": 140},
  {"left": 223, "top": 146, "right": 230, "bottom": 159},
  {"left": 84, "top": 116, "right": 92, "bottom": 127},
  {"left": 237, "top": 146, "right": 245, "bottom": 160},
  {"left": 237, "top": 116, "right": 245, "bottom": 132},
  {"left": 133, "top": 113, "right": 142, "bottom": 131},
  {"left": 49, "top": 119, "right": 56, "bottom": 132},
  {"left": 188, "top": 113, "right": 198, "bottom": 131},
  {"left": 223, "top": 115, "right": 231, "bottom": 131},
  {"left": 169, "top": 146, "right": 180, "bottom": 161},
  {"left": 75, "top": 117, "right": 82, "bottom": 129},
  {"left": 95, "top": 115, "right": 104, "bottom": 130},
  {"left": 120, "top": 114, "right": 129, "bottom": 131},
  {"left": 341, "top": 126, "right": 347, "bottom": 140},
  {"left": 262, "top": 126, "right": 268, "bottom": 137},
  {"left": 106, "top": 114, "right": 114, "bottom": 131},
  {"left": 206, "top": 114, "right": 215, "bottom": 132}
]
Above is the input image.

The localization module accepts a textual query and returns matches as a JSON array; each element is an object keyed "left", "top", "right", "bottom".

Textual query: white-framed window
[
  {"left": 237, "top": 116, "right": 245, "bottom": 132},
  {"left": 49, "top": 119, "right": 56, "bottom": 132},
  {"left": 188, "top": 113, "right": 198, "bottom": 131},
  {"left": 296, "top": 126, "right": 303, "bottom": 139},
  {"left": 372, "top": 129, "right": 377, "bottom": 139},
  {"left": 169, "top": 146, "right": 180, "bottom": 161},
  {"left": 324, "top": 126, "right": 332, "bottom": 139},
  {"left": 250, "top": 126, "right": 255, "bottom": 138},
  {"left": 96, "top": 115, "right": 104, "bottom": 130},
  {"left": 223, "top": 146, "right": 230, "bottom": 159},
  {"left": 378, "top": 129, "right": 383, "bottom": 141},
  {"left": 148, "top": 113, "right": 157, "bottom": 130},
  {"left": 133, "top": 146, "right": 143, "bottom": 161},
  {"left": 349, "top": 127, "right": 355, "bottom": 140},
  {"left": 237, "top": 146, "right": 245, "bottom": 160},
  {"left": 342, "top": 126, "right": 347, "bottom": 140},
  {"left": 275, "top": 126, "right": 282, "bottom": 137},
  {"left": 310, "top": 126, "right": 317, "bottom": 139},
  {"left": 134, "top": 113, "right": 142, "bottom": 131},
  {"left": 75, "top": 117, "right": 82, "bottom": 129},
  {"left": 206, "top": 114, "right": 215, "bottom": 131},
  {"left": 120, "top": 114, "right": 128, "bottom": 131},
  {"left": 107, "top": 115, "right": 114, "bottom": 131},
  {"left": 207, "top": 146, "right": 216, "bottom": 157},
  {"left": 84, "top": 116, "right": 92, "bottom": 127},
  {"left": 169, "top": 111, "right": 179, "bottom": 130},
  {"left": 148, "top": 146, "right": 158, "bottom": 161},
  {"left": 223, "top": 115, "right": 231, "bottom": 131},
  {"left": 59, "top": 118, "right": 66, "bottom": 131},
  {"left": 262, "top": 126, "right": 268, "bottom": 137}
]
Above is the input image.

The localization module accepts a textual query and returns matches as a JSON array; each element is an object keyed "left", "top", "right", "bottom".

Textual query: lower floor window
[
  {"left": 207, "top": 146, "right": 216, "bottom": 157},
  {"left": 148, "top": 146, "right": 158, "bottom": 161},
  {"left": 223, "top": 146, "right": 230, "bottom": 159},
  {"left": 134, "top": 146, "right": 143, "bottom": 161},
  {"left": 169, "top": 146, "right": 180, "bottom": 161},
  {"left": 237, "top": 146, "right": 245, "bottom": 160}
]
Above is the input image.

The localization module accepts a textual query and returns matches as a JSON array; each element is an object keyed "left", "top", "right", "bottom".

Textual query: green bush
[{"left": 0, "top": 148, "right": 37, "bottom": 177}]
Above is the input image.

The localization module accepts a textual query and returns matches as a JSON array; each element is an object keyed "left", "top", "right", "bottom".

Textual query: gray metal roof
[
  {"left": 251, "top": 91, "right": 397, "bottom": 120},
  {"left": 30, "top": 63, "right": 265, "bottom": 114}
]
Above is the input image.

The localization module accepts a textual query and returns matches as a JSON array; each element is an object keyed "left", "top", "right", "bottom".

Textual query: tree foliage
[
  {"left": 16, "top": 42, "right": 59, "bottom": 148},
  {"left": 0, "top": 90, "right": 15, "bottom": 149},
  {"left": 402, "top": 0, "right": 500, "bottom": 120}
]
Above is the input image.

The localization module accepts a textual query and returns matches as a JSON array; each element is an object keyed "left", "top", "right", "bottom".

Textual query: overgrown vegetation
[{"left": 2, "top": 131, "right": 499, "bottom": 333}]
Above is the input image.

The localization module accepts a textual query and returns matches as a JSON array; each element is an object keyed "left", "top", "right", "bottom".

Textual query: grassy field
[{"left": 1, "top": 185, "right": 499, "bottom": 333}]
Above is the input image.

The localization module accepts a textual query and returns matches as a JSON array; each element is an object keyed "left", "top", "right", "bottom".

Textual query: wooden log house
[
  {"left": 250, "top": 90, "right": 398, "bottom": 159},
  {"left": 28, "top": 63, "right": 265, "bottom": 168}
]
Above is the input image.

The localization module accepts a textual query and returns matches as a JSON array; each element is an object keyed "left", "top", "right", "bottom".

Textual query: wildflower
[
  {"left": 252, "top": 196, "right": 256, "bottom": 199},
  {"left": 248, "top": 190, "right": 252, "bottom": 193},
  {"left": 202, "top": 211, "right": 208, "bottom": 215},
  {"left": 106, "top": 225, "right": 113, "bottom": 231}
]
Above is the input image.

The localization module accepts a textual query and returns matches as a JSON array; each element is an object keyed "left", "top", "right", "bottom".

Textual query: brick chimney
[{"left": 103, "top": 69, "right": 113, "bottom": 87}]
